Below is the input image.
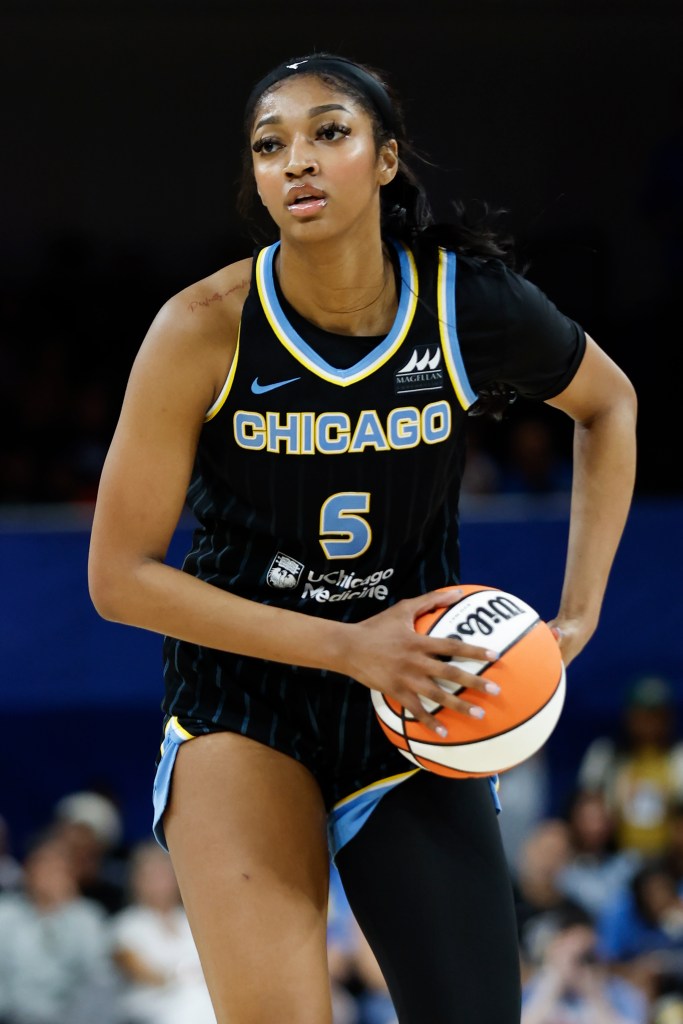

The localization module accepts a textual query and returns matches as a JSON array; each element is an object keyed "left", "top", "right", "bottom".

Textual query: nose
[{"left": 284, "top": 133, "right": 319, "bottom": 179}]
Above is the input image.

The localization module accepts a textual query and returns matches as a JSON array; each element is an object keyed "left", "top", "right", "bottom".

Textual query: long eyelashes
[{"left": 252, "top": 122, "right": 352, "bottom": 154}]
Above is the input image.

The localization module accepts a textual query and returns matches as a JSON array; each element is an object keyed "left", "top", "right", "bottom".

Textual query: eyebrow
[{"left": 253, "top": 104, "right": 351, "bottom": 132}]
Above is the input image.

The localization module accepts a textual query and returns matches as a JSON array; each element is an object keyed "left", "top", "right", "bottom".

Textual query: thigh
[
  {"left": 163, "top": 731, "right": 333, "bottom": 1024},
  {"left": 336, "top": 772, "right": 521, "bottom": 1024}
]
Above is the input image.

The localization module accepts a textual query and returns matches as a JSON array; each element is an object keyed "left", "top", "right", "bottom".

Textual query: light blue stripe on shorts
[
  {"left": 327, "top": 771, "right": 501, "bottom": 861},
  {"left": 152, "top": 717, "right": 196, "bottom": 852}
]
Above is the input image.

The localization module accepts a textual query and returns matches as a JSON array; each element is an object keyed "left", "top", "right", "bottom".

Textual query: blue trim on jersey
[
  {"left": 258, "top": 238, "right": 418, "bottom": 386},
  {"left": 438, "top": 249, "right": 478, "bottom": 409}
]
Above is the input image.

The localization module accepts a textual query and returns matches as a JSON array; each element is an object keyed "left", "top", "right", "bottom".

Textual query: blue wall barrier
[{"left": 1, "top": 499, "right": 681, "bottom": 850}]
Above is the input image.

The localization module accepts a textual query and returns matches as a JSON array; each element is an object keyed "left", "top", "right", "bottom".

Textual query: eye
[
  {"left": 252, "top": 136, "right": 281, "bottom": 155},
  {"left": 317, "top": 122, "right": 351, "bottom": 142}
]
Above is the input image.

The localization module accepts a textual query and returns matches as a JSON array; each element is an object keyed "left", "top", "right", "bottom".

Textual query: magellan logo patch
[
  {"left": 267, "top": 551, "right": 304, "bottom": 590},
  {"left": 395, "top": 346, "right": 444, "bottom": 394}
]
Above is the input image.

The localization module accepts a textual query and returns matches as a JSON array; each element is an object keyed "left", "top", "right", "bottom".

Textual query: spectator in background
[
  {"left": 0, "top": 833, "right": 116, "bottom": 1024},
  {"left": 512, "top": 818, "right": 585, "bottom": 975},
  {"left": 498, "top": 750, "right": 552, "bottom": 877},
  {"left": 521, "top": 906, "right": 647, "bottom": 1024},
  {"left": 51, "top": 789, "right": 127, "bottom": 914},
  {"left": 652, "top": 993, "right": 683, "bottom": 1024},
  {"left": 663, "top": 805, "right": 683, "bottom": 883},
  {"left": 0, "top": 815, "right": 22, "bottom": 893},
  {"left": 597, "top": 861, "right": 683, "bottom": 998},
  {"left": 558, "top": 788, "right": 641, "bottom": 921},
  {"left": 109, "top": 840, "right": 215, "bottom": 1024},
  {"left": 578, "top": 675, "right": 683, "bottom": 859}
]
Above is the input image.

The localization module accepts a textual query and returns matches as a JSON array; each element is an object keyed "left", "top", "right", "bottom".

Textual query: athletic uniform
[
  {"left": 153, "top": 236, "right": 585, "bottom": 856},
  {"left": 152, "top": 236, "right": 584, "bottom": 1024}
]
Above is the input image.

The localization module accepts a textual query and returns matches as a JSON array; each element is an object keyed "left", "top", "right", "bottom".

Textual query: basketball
[{"left": 371, "top": 584, "right": 566, "bottom": 778}]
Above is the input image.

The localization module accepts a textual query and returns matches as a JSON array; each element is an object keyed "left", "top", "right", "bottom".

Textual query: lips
[{"left": 286, "top": 184, "right": 328, "bottom": 214}]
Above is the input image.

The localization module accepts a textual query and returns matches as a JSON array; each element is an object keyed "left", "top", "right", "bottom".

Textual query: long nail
[
  {"left": 484, "top": 682, "right": 501, "bottom": 695},
  {"left": 469, "top": 706, "right": 485, "bottom": 719},
  {"left": 436, "top": 725, "right": 448, "bottom": 738}
]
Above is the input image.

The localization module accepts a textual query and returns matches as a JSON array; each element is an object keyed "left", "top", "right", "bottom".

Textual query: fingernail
[
  {"left": 436, "top": 725, "right": 448, "bottom": 738},
  {"left": 484, "top": 682, "right": 501, "bottom": 695},
  {"left": 469, "top": 706, "right": 485, "bottom": 719},
  {"left": 486, "top": 650, "right": 499, "bottom": 661}
]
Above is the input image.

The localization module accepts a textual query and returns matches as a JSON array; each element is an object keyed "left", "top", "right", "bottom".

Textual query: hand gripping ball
[{"left": 371, "top": 585, "right": 566, "bottom": 778}]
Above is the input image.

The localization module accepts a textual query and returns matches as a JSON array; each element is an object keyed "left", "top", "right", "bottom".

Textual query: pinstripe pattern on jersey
[
  {"left": 160, "top": 241, "right": 481, "bottom": 838},
  {"left": 255, "top": 239, "right": 418, "bottom": 386},
  {"left": 204, "top": 321, "right": 242, "bottom": 422},
  {"left": 437, "top": 248, "right": 478, "bottom": 410}
]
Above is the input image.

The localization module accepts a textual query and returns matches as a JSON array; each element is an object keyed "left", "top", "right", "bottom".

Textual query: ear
[{"left": 377, "top": 139, "right": 399, "bottom": 186}]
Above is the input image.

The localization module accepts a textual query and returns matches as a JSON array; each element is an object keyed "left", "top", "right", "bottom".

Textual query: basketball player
[{"left": 88, "top": 54, "right": 637, "bottom": 1024}]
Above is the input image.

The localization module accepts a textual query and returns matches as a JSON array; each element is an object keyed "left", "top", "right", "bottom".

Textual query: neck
[{"left": 277, "top": 230, "right": 398, "bottom": 337}]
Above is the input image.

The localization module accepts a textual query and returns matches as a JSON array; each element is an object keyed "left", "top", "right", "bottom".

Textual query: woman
[{"left": 88, "top": 53, "right": 637, "bottom": 1024}]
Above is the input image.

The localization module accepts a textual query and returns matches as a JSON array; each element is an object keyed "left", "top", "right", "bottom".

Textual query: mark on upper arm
[{"left": 187, "top": 280, "right": 250, "bottom": 313}]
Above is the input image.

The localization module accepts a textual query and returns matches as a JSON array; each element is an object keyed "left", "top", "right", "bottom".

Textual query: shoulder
[
  {"left": 454, "top": 254, "right": 553, "bottom": 324},
  {"left": 452, "top": 252, "right": 586, "bottom": 399},
  {"left": 110, "top": 905, "right": 153, "bottom": 941},
  {"left": 134, "top": 257, "right": 253, "bottom": 408},
  {"left": 0, "top": 892, "right": 26, "bottom": 922},
  {"left": 418, "top": 240, "right": 560, "bottom": 333},
  {"left": 155, "top": 257, "right": 253, "bottom": 348}
]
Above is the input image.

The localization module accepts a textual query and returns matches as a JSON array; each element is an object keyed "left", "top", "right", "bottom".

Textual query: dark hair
[
  {"left": 238, "top": 52, "right": 514, "bottom": 265},
  {"left": 632, "top": 860, "right": 679, "bottom": 925}
]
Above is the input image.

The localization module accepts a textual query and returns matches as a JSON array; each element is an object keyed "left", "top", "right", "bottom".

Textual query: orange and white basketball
[{"left": 371, "top": 584, "right": 566, "bottom": 778}]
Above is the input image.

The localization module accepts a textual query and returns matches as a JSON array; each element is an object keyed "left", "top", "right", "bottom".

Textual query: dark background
[
  {"left": 1, "top": 1, "right": 682, "bottom": 848},
  {"left": 1, "top": 0, "right": 683, "bottom": 499}
]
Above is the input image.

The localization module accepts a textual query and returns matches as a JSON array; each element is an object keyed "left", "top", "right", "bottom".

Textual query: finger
[
  {"left": 400, "top": 693, "right": 450, "bottom": 735},
  {"left": 406, "top": 587, "right": 463, "bottom": 618},
  {"left": 419, "top": 681, "right": 489, "bottom": 721},
  {"left": 424, "top": 635, "right": 500, "bottom": 664},
  {"left": 426, "top": 658, "right": 501, "bottom": 697}
]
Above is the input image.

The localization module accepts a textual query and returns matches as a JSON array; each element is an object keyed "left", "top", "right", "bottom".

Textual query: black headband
[{"left": 245, "top": 55, "right": 397, "bottom": 136}]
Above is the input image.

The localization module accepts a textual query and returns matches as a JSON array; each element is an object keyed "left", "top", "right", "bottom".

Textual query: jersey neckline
[{"left": 254, "top": 238, "right": 419, "bottom": 387}]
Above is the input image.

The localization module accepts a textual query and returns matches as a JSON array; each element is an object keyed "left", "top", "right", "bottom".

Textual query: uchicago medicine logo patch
[{"left": 267, "top": 551, "right": 305, "bottom": 589}]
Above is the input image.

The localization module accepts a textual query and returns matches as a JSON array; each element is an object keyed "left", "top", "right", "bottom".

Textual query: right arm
[{"left": 88, "top": 268, "right": 495, "bottom": 730}]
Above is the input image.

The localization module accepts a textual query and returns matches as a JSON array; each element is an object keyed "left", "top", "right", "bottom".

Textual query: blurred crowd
[{"left": 1, "top": 671, "right": 682, "bottom": 1024}]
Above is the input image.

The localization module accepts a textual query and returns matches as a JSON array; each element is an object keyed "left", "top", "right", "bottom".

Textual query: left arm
[{"left": 545, "top": 334, "right": 637, "bottom": 666}]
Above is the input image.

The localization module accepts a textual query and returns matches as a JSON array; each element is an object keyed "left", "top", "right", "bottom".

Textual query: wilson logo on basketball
[
  {"left": 395, "top": 346, "right": 444, "bottom": 394},
  {"left": 448, "top": 596, "right": 526, "bottom": 640}
]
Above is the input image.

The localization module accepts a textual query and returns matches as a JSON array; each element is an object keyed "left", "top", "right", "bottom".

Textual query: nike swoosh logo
[{"left": 251, "top": 376, "right": 301, "bottom": 395}]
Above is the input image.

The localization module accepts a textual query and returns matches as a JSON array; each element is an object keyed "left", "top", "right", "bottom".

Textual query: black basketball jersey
[
  {"left": 161, "top": 237, "right": 584, "bottom": 774},
  {"left": 180, "top": 238, "right": 483, "bottom": 623},
  {"left": 177, "top": 237, "right": 584, "bottom": 623}
]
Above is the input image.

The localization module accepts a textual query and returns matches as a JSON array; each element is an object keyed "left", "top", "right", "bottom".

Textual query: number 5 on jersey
[{"left": 319, "top": 493, "right": 372, "bottom": 559}]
